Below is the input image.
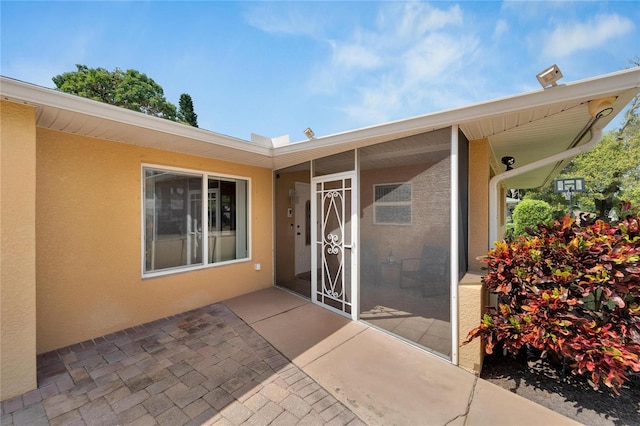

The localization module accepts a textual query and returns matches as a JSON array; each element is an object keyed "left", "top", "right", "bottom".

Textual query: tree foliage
[
  {"left": 178, "top": 93, "right": 198, "bottom": 127},
  {"left": 525, "top": 131, "right": 640, "bottom": 220},
  {"left": 512, "top": 199, "right": 553, "bottom": 237},
  {"left": 53, "top": 65, "right": 179, "bottom": 121},
  {"left": 620, "top": 58, "right": 640, "bottom": 136}
]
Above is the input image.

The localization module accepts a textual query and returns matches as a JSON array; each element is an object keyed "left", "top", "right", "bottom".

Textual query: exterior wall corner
[
  {"left": 457, "top": 273, "right": 486, "bottom": 374},
  {"left": 468, "top": 139, "right": 490, "bottom": 273},
  {"left": 1, "top": 100, "right": 38, "bottom": 400}
]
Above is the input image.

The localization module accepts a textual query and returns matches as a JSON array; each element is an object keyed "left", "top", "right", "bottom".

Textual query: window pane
[
  {"left": 208, "top": 177, "right": 248, "bottom": 263},
  {"left": 144, "top": 169, "right": 202, "bottom": 272},
  {"left": 375, "top": 205, "right": 411, "bottom": 224},
  {"left": 373, "top": 183, "right": 412, "bottom": 224},
  {"left": 375, "top": 184, "right": 411, "bottom": 202},
  {"left": 144, "top": 167, "right": 249, "bottom": 273}
]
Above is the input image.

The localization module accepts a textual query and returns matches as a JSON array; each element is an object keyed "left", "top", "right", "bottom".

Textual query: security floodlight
[
  {"left": 501, "top": 156, "right": 515, "bottom": 171},
  {"left": 536, "top": 64, "right": 563, "bottom": 88},
  {"left": 304, "top": 127, "right": 315, "bottom": 139}
]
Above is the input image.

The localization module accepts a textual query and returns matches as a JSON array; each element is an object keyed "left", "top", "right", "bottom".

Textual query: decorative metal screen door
[{"left": 311, "top": 172, "right": 358, "bottom": 319}]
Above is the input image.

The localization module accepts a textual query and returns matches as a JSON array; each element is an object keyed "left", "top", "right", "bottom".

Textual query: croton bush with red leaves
[{"left": 466, "top": 213, "right": 640, "bottom": 394}]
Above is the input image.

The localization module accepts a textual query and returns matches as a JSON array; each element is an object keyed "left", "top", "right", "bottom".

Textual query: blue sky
[{"left": 2, "top": 1, "right": 639, "bottom": 141}]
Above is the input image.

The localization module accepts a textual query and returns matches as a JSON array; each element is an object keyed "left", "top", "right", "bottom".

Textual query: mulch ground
[{"left": 480, "top": 351, "right": 640, "bottom": 426}]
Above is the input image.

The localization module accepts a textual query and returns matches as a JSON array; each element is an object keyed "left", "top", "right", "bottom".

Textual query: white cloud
[
  {"left": 243, "top": 4, "right": 322, "bottom": 38},
  {"left": 330, "top": 40, "right": 382, "bottom": 71},
  {"left": 310, "top": 2, "right": 476, "bottom": 126},
  {"left": 493, "top": 19, "right": 509, "bottom": 39},
  {"left": 379, "top": 2, "right": 463, "bottom": 38},
  {"left": 543, "top": 14, "right": 635, "bottom": 58},
  {"left": 246, "top": 1, "right": 489, "bottom": 130},
  {"left": 402, "top": 34, "right": 473, "bottom": 86}
]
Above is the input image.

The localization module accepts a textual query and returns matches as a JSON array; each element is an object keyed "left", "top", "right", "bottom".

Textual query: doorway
[
  {"left": 311, "top": 172, "right": 358, "bottom": 319},
  {"left": 294, "top": 182, "right": 311, "bottom": 277}
]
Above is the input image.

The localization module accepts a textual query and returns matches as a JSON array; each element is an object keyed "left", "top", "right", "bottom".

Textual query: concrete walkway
[
  {"left": 224, "top": 287, "right": 580, "bottom": 426},
  {"left": 1, "top": 287, "right": 580, "bottom": 425}
]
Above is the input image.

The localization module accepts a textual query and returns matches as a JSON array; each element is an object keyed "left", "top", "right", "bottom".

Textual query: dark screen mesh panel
[{"left": 358, "top": 128, "right": 453, "bottom": 360}]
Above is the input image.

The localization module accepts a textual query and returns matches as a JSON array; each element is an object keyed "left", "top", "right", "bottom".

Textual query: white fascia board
[
  {"left": 0, "top": 76, "right": 273, "bottom": 156},
  {"left": 275, "top": 67, "right": 640, "bottom": 155}
]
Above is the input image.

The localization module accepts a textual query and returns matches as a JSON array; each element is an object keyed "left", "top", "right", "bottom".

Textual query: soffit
[
  {"left": 33, "top": 107, "right": 273, "bottom": 168},
  {"left": 1, "top": 77, "right": 274, "bottom": 169},
  {"left": 273, "top": 69, "right": 639, "bottom": 190},
  {"left": 2, "top": 68, "right": 639, "bottom": 186},
  {"left": 468, "top": 87, "right": 638, "bottom": 189}
]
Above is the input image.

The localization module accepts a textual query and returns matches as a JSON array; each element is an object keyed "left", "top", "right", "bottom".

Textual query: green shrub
[
  {"left": 466, "top": 214, "right": 640, "bottom": 394},
  {"left": 512, "top": 199, "right": 553, "bottom": 237}
]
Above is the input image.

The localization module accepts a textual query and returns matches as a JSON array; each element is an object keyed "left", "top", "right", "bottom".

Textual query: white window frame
[
  {"left": 141, "top": 164, "right": 251, "bottom": 278},
  {"left": 373, "top": 182, "right": 412, "bottom": 226}
]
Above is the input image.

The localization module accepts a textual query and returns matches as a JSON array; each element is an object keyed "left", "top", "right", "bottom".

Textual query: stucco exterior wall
[
  {"left": 36, "top": 127, "right": 273, "bottom": 354},
  {"left": 1, "top": 101, "right": 37, "bottom": 400},
  {"left": 458, "top": 273, "right": 486, "bottom": 374},
  {"left": 275, "top": 169, "right": 310, "bottom": 283},
  {"left": 457, "top": 138, "right": 491, "bottom": 373},
  {"left": 468, "top": 139, "right": 490, "bottom": 273}
]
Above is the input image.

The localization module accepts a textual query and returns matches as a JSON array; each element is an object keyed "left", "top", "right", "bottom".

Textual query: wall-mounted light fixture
[
  {"left": 536, "top": 64, "right": 563, "bottom": 88},
  {"left": 501, "top": 156, "right": 515, "bottom": 171},
  {"left": 304, "top": 127, "right": 315, "bottom": 139},
  {"left": 288, "top": 188, "right": 298, "bottom": 204}
]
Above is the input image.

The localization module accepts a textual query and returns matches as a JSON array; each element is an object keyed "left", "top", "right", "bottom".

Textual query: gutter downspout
[{"left": 488, "top": 127, "right": 603, "bottom": 245}]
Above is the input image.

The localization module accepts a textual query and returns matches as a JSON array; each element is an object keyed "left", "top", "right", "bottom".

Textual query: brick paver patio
[{"left": 1, "top": 303, "right": 364, "bottom": 426}]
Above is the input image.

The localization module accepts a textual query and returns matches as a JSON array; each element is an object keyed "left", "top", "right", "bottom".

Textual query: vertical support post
[
  {"left": 450, "top": 125, "right": 459, "bottom": 365},
  {"left": 568, "top": 188, "right": 574, "bottom": 218}
]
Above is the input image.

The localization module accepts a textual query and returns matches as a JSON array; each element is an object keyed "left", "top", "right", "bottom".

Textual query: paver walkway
[{"left": 0, "top": 303, "right": 363, "bottom": 426}]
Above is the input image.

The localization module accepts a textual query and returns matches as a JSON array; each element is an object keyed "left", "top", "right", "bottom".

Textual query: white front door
[
  {"left": 311, "top": 172, "right": 358, "bottom": 319},
  {"left": 294, "top": 182, "right": 311, "bottom": 276}
]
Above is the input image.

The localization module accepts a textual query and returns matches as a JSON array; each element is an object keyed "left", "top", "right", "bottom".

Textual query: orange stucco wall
[
  {"left": 1, "top": 101, "right": 37, "bottom": 400},
  {"left": 35, "top": 127, "right": 274, "bottom": 354},
  {"left": 458, "top": 272, "right": 486, "bottom": 373},
  {"left": 458, "top": 138, "right": 490, "bottom": 373},
  {"left": 467, "top": 139, "right": 490, "bottom": 273},
  {"left": 275, "top": 169, "right": 310, "bottom": 284}
]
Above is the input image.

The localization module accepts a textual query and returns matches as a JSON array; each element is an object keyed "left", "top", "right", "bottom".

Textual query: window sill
[{"left": 142, "top": 257, "right": 251, "bottom": 279}]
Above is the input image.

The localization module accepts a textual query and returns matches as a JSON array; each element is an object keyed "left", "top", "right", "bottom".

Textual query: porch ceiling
[
  {"left": 466, "top": 87, "right": 639, "bottom": 189},
  {"left": 2, "top": 67, "right": 639, "bottom": 189}
]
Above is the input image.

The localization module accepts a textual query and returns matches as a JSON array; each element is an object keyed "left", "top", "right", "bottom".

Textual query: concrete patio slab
[
  {"left": 466, "top": 379, "right": 580, "bottom": 426},
  {"left": 303, "top": 327, "right": 475, "bottom": 425},
  {"left": 249, "top": 303, "right": 368, "bottom": 368},
  {"left": 224, "top": 287, "right": 308, "bottom": 325},
  {"left": 225, "top": 287, "right": 580, "bottom": 426}
]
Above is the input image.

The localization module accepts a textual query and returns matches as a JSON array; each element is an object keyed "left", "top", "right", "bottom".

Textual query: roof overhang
[
  {"left": 0, "top": 77, "right": 274, "bottom": 168},
  {"left": 2, "top": 67, "right": 639, "bottom": 188},
  {"left": 273, "top": 67, "right": 640, "bottom": 188}
]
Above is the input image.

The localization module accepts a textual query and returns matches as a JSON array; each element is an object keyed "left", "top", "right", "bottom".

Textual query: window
[
  {"left": 143, "top": 166, "right": 249, "bottom": 275},
  {"left": 373, "top": 183, "right": 412, "bottom": 225}
]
